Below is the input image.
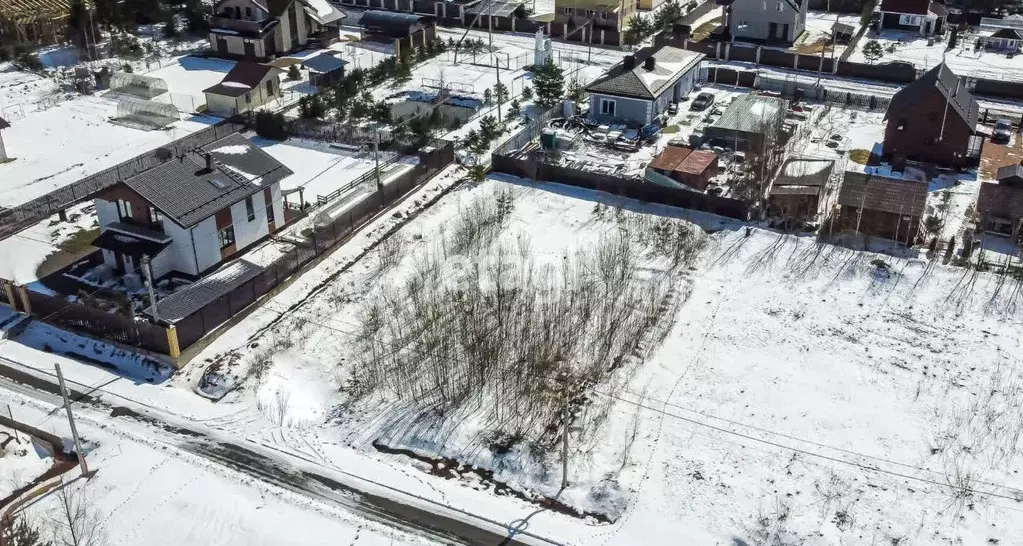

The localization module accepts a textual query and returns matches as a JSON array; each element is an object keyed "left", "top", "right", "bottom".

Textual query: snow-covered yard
[
  {"left": 0, "top": 94, "right": 219, "bottom": 209},
  {"left": 847, "top": 29, "right": 1023, "bottom": 81},
  {"left": 794, "top": 11, "right": 862, "bottom": 55},
  {"left": 144, "top": 55, "right": 235, "bottom": 99},
  {"left": 0, "top": 64, "right": 63, "bottom": 117},
  {"left": 0, "top": 201, "right": 98, "bottom": 285}
]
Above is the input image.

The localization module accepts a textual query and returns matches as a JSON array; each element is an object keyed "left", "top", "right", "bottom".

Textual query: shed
[
  {"left": 704, "top": 94, "right": 788, "bottom": 153},
  {"left": 302, "top": 53, "right": 347, "bottom": 86},
  {"left": 977, "top": 181, "right": 1023, "bottom": 239},
  {"left": 997, "top": 164, "right": 1023, "bottom": 188},
  {"left": 358, "top": 10, "right": 432, "bottom": 38},
  {"left": 647, "top": 145, "right": 717, "bottom": 191},
  {"left": 0, "top": 115, "right": 8, "bottom": 161},
  {"left": 832, "top": 22, "right": 856, "bottom": 43},
  {"left": 768, "top": 157, "right": 834, "bottom": 221},
  {"left": 202, "top": 62, "right": 284, "bottom": 116},
  {"left": 835, "top": 170, "right": 928, "bottom": 243}
]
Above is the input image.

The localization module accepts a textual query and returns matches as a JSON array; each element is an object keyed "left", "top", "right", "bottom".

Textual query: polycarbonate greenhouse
[
  {"left": 114, "top": 96, "right": 179, "bottom": 129},
  {"left": 110, "top": 72, "right": 169, "bottom": 99}
]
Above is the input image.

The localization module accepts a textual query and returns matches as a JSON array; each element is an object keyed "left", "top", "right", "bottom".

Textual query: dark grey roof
[
  {"left": 887, "top": 63, "right": 978, "bottom": 129},
  {"left": 996, "top": 163, "right": 1023, "bottom": 181},
  {"left": 359, "top": 10, "right": 431, "bottom": 35},
  {"left": 928, "top": 2, "right": 948, "bottom": 17},
  {"left": 123, "top": 133, "right": 293, "bottom": 228},
  {"left": 0, "top": 116, "right": 9, "bottom": 130},
  {"left": 92, "top": 229, "right": 171, "bottom": 258},
  {"left": 711, "top": 94, "right": 787, "bottom": 134},
  {"left": 585, "top": 45, "right": 704, "bottom": 100},
  {"left": 145, "top": 260, "right": 264, "bottom": 322},
  {"left": 203, "top": 62, "right": 280, "bottom": 97},
  {"left": 302, "top": 53, "right": 347, "bottom": 73},
  {"left": 990, "top": 28, "right": 1023, "bottom": 40},
  {"left": 838, "top": 170, "right": 928, "bottom": 217}
]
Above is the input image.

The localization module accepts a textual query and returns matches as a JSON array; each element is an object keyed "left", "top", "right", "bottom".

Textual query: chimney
[
  {"left": 205, "top": 152, "right": 213, "bottom": 171},
  {"left": 623, "top": 55, "right": 636, "bottom": 70},
  {"left": 644, "top": 56, "right": 656, "bottom": 71}
]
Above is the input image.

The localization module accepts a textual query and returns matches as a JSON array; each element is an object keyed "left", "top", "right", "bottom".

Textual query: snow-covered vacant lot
[{"left": 160, "top": 172, "right": 1023, "bottom": 544}]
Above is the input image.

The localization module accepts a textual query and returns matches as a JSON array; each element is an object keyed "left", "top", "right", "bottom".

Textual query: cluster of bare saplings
[{"left": 349, "top": 188, "right": 706, "bottom": 444}]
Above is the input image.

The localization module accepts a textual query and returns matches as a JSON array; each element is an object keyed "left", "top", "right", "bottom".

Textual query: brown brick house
[{"left": 883, "top": 63, "right": 981, "bottom": 169}]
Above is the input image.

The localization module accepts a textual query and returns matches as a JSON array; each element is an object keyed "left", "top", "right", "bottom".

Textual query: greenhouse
[
  {"left": 110, "top": 72, "right": 170, "bottom": 99},
  {"left": 113, "top": 96, "right": 179, "bottom": 130}
]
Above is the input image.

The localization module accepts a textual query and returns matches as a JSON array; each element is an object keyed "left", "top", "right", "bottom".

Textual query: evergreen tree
[
  {"left": 2, "top": 515, "right": 50, "bottom": 546},
  {"left": 655, "top": 0, "right": 683, "bottom": 31},
  {"left": 532, "top": 60, "right": 565, "bottom": 109},
  {"left": 862, "top": 40, "right": 884, "bottom": 64},
  {"left": 163, "top": 8, "right": 178, "bottom": 38},
  {"left": 626, "top": 15, "right": 653, "bottom": 45}
]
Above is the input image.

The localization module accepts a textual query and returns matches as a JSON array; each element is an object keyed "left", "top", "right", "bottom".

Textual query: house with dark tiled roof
[
  {"left": 90, "top": 133, "right": 293, "bottom": 280},
  {"left": 982, "top": 27, "right": 1023, "bottom": 52},
  {"left": 718, "top": 0, "right": 808, "bottom": 44},
  {"left": 208, "top": 0, "right": 345, "bottom": 60},
  {"left": 878, "top": 0, "right": 946, "bottom": 36},
  {"left": 883, "top": 63, "right": 980, "bottom": 168},
  {"left": 203, "top": 62, "right": 284, "bottom": 116},
  {"left": 585, "top": 44, "right": 704, "bottom": 126}
]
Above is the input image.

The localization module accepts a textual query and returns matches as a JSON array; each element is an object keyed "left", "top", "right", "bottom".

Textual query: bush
[
  {"left": 15, "top": 52, "right": 43, "bottom": 71},
  {"left": 254, "top": 111, "right": 288, "bottom": 140}
]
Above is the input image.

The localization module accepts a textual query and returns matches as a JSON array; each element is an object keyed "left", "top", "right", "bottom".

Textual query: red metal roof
[
  {"left": 648, "top": 145, "right": 692, "bottom": 172},
  {"left": 879, "top": 0, "right": 930, "bottom": 16},
  {"left": 676, "top": 150, "right": 717, "bottom": 175}
]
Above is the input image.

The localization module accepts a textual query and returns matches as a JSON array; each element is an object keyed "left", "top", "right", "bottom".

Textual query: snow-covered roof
[{"left": 586, "top": 45, "right": 704, "bottom": 100}]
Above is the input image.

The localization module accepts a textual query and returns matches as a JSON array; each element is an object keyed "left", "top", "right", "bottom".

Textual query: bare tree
[{"left": 46, "top": 481, "right": 103, "bottom": 546}]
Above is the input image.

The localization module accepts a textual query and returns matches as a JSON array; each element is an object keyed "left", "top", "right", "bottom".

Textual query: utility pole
[
  {"left": 561, "top": 376, "right": 570, "bottom": 490},
  {"left": 55, "top": 364, "right": 89, "bottom": 477},
  {"left": 141, "top": 255, "right": 159, "bottom": 322},
  {"left": 374, "top": 131, "right": 382, "bottom": 191},
  {"left": 495, "top": 59, "right": 502, "bottom": 123}
]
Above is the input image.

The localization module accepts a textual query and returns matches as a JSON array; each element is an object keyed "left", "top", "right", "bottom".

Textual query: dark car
[
  {"left": 993, "top": 118, "right": 1013, "bottom": 143},
  {"left": 690, "top": 92, "right": 715, "bottom": 111}
]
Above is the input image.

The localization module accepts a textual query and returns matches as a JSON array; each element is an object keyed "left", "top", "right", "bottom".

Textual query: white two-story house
[
  {"left": 208, "top": 0, "right": 345, "bottom": 60},
  {"left": 90, "top": 133, "right": 293, "bottom": 281}
]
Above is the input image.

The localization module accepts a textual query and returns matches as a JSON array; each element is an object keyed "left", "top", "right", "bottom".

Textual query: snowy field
[
  {"left": 0, "top": 95, "right": 219, "bottom": 209},
  {"left": 0, "top": 64, "right": 64, "bottom": 121},
  {"left": 847, "top": 29, "right": 1023, "bottom": 81}
]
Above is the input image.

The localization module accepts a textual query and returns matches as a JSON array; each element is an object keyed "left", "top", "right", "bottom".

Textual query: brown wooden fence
[
  {"left": 171, "top": 141, "right": 455, "bottom": 351},
  {"left": 20, "top": 289, "right": 171, "bottom": 354}
]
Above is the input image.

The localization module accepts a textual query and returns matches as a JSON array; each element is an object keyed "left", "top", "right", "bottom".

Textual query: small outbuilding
[
  {"left": 648, "top": 145, "right": 718, "bottom": 191},
  {"left": 983, "top": 28, "right": 1023, "bottom": 52},
  {"left": 832, "top": 22, "right": 856, "bottom": 44},
  {"left": 976, "top": 164, "right": 1023, "bottom": 240},
  {"left": 302, "top": 53, "right": 347, "bottom": 86},
  {"left": 835, "top": 170, "right": 928, "bottom": 243},
  {"left": 704, "top": 94, "right": 788, "bottom": 153},
  {"left": 768, "top": 156, "right": 835, "bottom": 221},
  {"left": 0, "top": 116, "right": 9, "bottom": 161},
  {"left": 203, "top": 62, "right": 284, "bottom": 116},
  {"left": 358, "top": 10, "right": 436, "bottom": 55}
]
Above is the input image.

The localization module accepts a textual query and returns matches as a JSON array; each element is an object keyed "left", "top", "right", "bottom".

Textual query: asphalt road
[{"left": 0, "top": 356, "right": 563, "bottom": 546}]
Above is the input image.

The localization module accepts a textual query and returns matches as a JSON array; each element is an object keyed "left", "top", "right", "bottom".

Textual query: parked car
[
  {"left": 690, "top": 92, "right": 715, "bottom": 111},
  {"left": 993, "top": 118, "right": 1013, "bottom": 143}
]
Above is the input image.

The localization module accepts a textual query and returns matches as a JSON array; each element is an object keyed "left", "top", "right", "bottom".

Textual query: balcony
[
  {"left": 210, "top": 16, "right": 273, "bottom": 35},
  {"left": 107, "top": 220, "right": 171, "bottom": 243}
]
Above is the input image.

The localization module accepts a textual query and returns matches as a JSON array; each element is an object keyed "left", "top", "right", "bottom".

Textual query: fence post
[
  {"left": 166, "top": 325, "right": 181, "bottom": 358},
  {"left": 2, "top": 280, "right": 17, "bottom": 312},
  {"left": 16, "top": 284, "right": 31, "bottom": 315}
]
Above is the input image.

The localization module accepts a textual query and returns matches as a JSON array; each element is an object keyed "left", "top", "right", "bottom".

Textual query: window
[
  {"left": 599, "top": 10, "right": 607, "bottom": 18},
  {"left": 265, "top": 78, "right": 274, "bottom": 96},
  {"left": 585, "top": 9, "right": 594, "bottom": 17},
  {"left": 600, "top": 98, "right": 616, "bottom": 116},
  {"left": 899, "top": 14, "right": 922, "bottom": 26},
  {"left": 245, "top": 6, "right": 252, "bottom": 17},
  {"left": 267, "top": 201, "right": 275, "bottom": 225},
  {"left": 245, "top": 195, "right": 256, "bottom": 222},
  {"left": 562, "top": 6, "right": 571, "bottom": 14},
  {"left": 148, "top": 206, "right": 164, "bottom": 228},
  {"left": 219, "top": 226, "right": 235, "bottom": 249},
  {"left": 116, "top": 199, "right": 132, "bottom": 220}
]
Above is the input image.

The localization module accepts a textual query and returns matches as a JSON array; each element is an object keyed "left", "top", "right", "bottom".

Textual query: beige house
[
  {"left": 203, "top": 62, "right": 284, "bottom": 116},
  {"left": 208, "top": 0, "right": 345, "bottom": 60}
]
